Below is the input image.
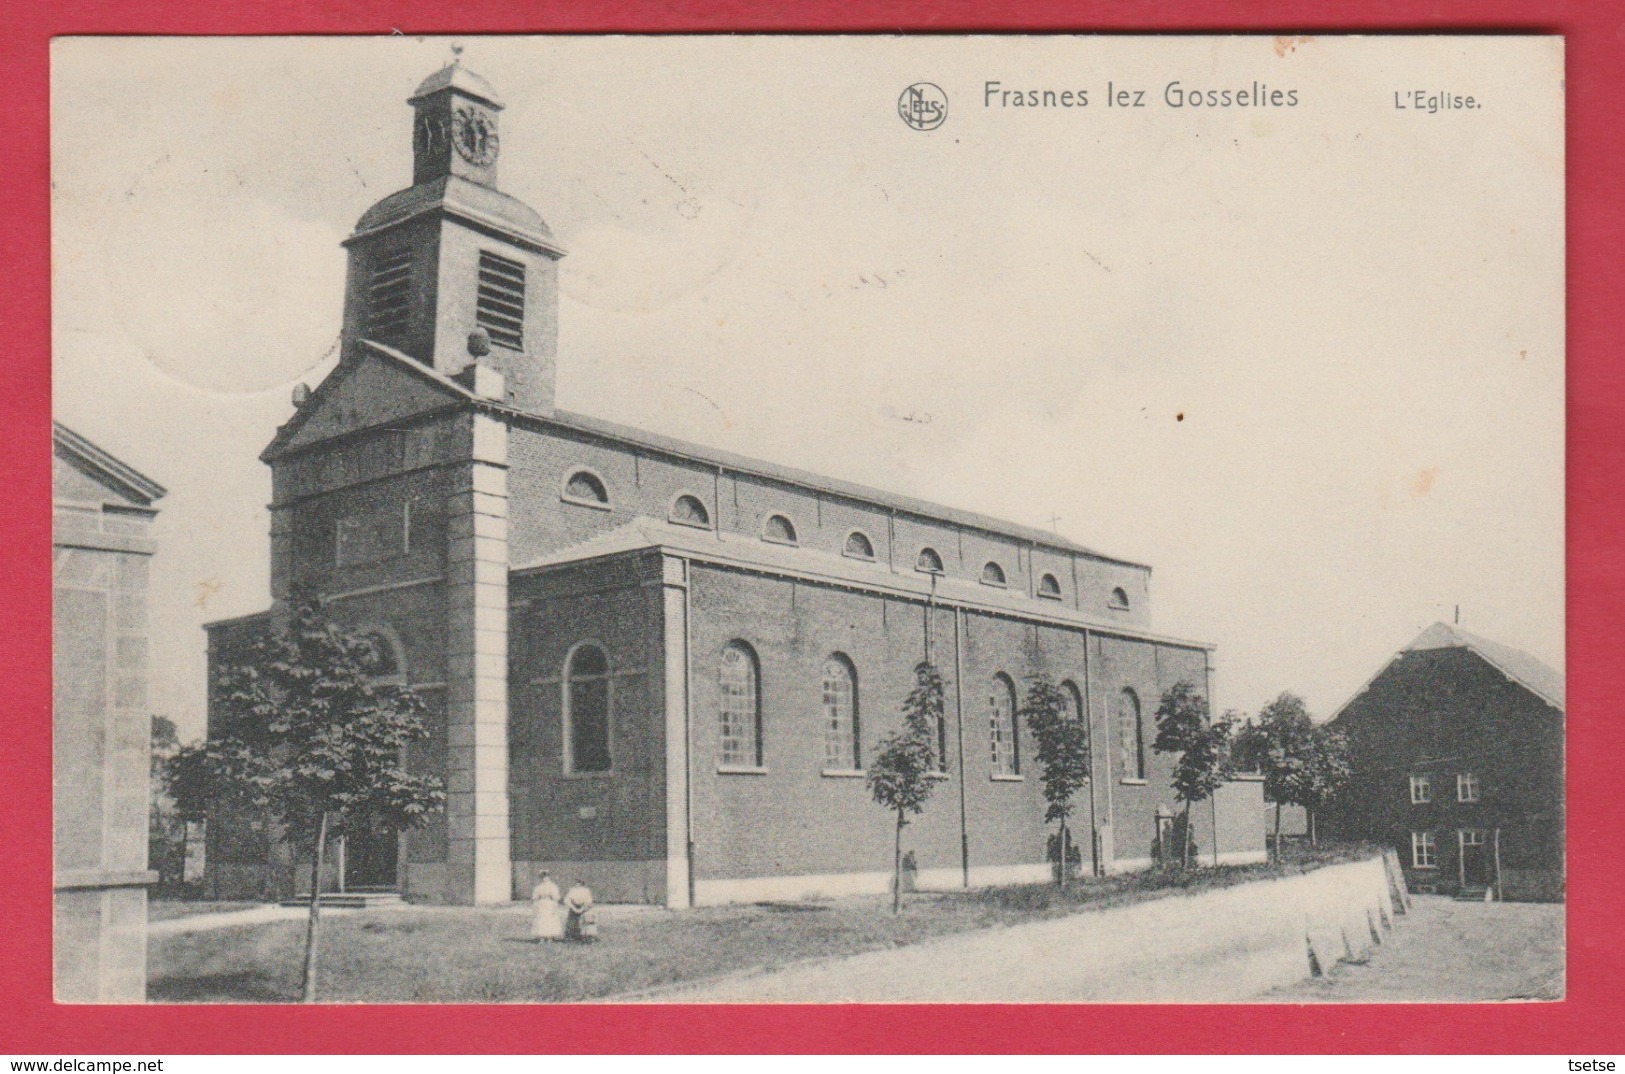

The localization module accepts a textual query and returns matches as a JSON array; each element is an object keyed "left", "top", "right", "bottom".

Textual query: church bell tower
[{"left": 339, "top": 54, "right": 564, "bottom": 414}]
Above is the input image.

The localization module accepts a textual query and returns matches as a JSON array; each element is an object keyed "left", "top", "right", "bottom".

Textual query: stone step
[{"left": 279, "top": 891, "right": 405, "bottom": 909}]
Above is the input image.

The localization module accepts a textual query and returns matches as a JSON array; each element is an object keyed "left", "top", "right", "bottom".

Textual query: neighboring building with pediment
[{"left": 54, "top": 422, "right": 166, "bottom": 1000}]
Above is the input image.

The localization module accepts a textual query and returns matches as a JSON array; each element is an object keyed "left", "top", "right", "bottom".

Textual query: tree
[
  {"left": 1300, "top": 724, "right": 1352, "bottom": 845},
  {"left": 166, "top": 602, "right": 444, "bottom": 1002},
  {"left": 148, "top": 716, "right": 186, "bottom": 890},
  {"left": 1151, "top": 680, "right": 1233, "bottom": 869},
  {"left": 1022, "top": 675, "right": 1090, "bottom": 887},
  {"left": 1231, "top": 693, "right": 1354, "bottom": 852},
  {"left": 866, "top": 662, "right": 944, "bottom": 913},
  {"left": 1231, "top": 693, "right": 1316, "bottom": 860}
]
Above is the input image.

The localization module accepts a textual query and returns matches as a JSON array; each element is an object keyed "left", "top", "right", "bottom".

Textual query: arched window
[
  {"left": 563, "top": 469, "right": 609, "bottom": 507},
  {"left": 670, "top": 493, "right": 710, "bottom": 528},
  {"left": 821, "top": 654, "right": 859, "bottom": 771},
  {"left": 1109, "top": 586, "right": 1131, "bottom": 610},
  {"left": 762, "top": 514, "right": 798, "bottom": 545},
  {"left": 914, "top": 661, "right": 950, "bottom": 774},
  {"left": 916, "top": 547, "right": 944, "bottom": 574},
  {"left": 981, "top": 561, "right": 1007, "bottom": 587},
  {"left": 1038, "top": 573, "right": 1063, "bottom": 600},
  {"left": 719, "top": 642, "right": 762, "bottom": 768},
  {"left": 356, "top": 631, "right": 403, "bottom": 683},
  {"left": 564, "top": 644, "right": 612, "bottom": 774},
  {"left": 1061, "top": 679, "right": 1085, "bottom": 724},
  {"left": 989, "top": 673, "right": 1020, "bottom": 776},
  {"left": 843, "top": 530, "right": 876, "bottom": 561},
  {"left": 1119, "top": 687, "right": 1145, "bottom": 780}
]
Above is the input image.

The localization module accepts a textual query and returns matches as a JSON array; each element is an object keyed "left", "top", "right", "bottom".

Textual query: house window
[
  {"left": 475, "top": 250, "right": 526, "bottom": 349},
  {"left": 821, "top": 654, "right": 859, "bottom": 771},
  {"left": 718, "top": 642, "right": 762, "bottom": 768},
  {"left": 1038, "top": 573, "right": 1063, "bottom": 600},
  {"left": 989, "top": 672, "right": 1020, "bottom": 777},
  {"left": 562, "top": 469, "right": 610, "bottom": 507},
  {"left": 1457, "top": 772, "right": 1480, "bottom": 803},
  {"left": 1411, "top": 831, "right": 1437, "bottom": 869},
  {"left": 981, "top": 561, "right": 1007, "bottom": 587},
  {"left": 669, "top": 494, "right": 710, "bottom": 528},
  {"left": 365, "top": 248, "right": 413, "bottom": 343},
  {"left": 843, "top": 530, "right": 876, "bottom": 561},
  {"left": 564, "top": 644, "right": 612, "bottom": 775},
  {"left": 1109, "top": 587, "right": 1131, "bottom": 610},
  {"left": 762, "top": 514, "right": 798, "bottom": 545},
  {"left": 1119, "top": 687, "right": 1145, "bottom": 780},
  {"left": 1461, "top": 829, "right": 1486, "bottom": 847},
  {"left": 916, "top": 547, "right": 944, "bottom": 574},
  {"left": 1410, "top": 774, "right": 1432, "bottom": 804}
]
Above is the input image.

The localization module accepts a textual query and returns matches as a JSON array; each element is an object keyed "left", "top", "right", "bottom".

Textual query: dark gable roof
[
  {"left": 272, "top": 341, "right": 1149, "bottom": 568},
  {"left": 53, "top": 422, "right": 167, "bottom": 505},
  {"left": 1404, "top": 622, "right": 1565, "bottom": 711}
]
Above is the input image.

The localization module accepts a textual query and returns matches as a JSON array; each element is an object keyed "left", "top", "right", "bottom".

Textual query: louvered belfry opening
[
  {"left": 365, "top": 248, "right": 414, "bottom": 343},
  {"left": 476, "top": 251, "right": 526, "bottom": 349}
]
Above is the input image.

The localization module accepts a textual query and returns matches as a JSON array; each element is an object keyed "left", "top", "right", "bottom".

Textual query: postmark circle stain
[{"left": 899, "top": 83, "right": 948, "bottom": 131}]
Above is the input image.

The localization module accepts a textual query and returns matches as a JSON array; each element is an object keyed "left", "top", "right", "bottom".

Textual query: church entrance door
[{"left": 343, "top": 829, "right": 400, "bottom": 891}]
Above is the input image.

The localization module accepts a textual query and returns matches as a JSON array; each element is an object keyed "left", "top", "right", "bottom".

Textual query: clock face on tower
[{"left": 452, "top": 106, "right": 500, "bottom": 166}]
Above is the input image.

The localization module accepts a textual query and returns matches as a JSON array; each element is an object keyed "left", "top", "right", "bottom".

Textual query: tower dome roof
[
  {"left": 350, "top": 176, "right": 560, "bottom": 253},
  {"left": 409, "top": 62, "right": 504, "bottom": 109}
]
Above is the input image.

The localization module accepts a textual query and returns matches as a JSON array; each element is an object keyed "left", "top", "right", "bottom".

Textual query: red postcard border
[{"left": 3, "top": 0, "right": 1619, "bottom": 1054}]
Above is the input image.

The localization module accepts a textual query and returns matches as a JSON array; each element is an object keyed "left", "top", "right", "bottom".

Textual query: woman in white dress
[{"left": 530, "top": 870, "right": 563, "bottom": 942}]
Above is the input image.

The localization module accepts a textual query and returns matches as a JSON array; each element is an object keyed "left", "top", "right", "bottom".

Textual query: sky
[{"left": 51, "top": 36, "right": 1565, "bottom": 743}]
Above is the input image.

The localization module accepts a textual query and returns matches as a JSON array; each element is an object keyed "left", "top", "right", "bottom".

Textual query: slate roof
[
  {"left": 513, "top": 515, "right": 1209, "bottom": 650},
  {"left": 409, "top": 62, "right": 504, "bottom": 108},
  {"left": 349, "top": 176, "right": 559, "bottom": 252},
  {"left": 1404, "top": 622, "right": 1565, "bottom": 711}
]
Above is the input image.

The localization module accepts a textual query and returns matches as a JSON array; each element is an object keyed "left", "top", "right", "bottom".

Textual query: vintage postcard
[{"left": 50, "top": 34, "right": 1563, "bottom": 1004}]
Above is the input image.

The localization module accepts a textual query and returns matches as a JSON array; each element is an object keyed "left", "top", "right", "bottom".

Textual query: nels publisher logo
[{"left": 899, "top": 82, "right": 948, "bottom": 130}]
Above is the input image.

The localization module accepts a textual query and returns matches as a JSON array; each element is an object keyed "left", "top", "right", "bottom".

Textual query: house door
[
  {"left": 343, "top": 829, "right": 400, "bottom": 891},
  {"left": 1459, "top": 830, "right": 1490, "bottom": 887}
]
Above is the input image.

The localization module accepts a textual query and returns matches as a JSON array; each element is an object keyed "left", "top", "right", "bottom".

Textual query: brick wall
[
  {"left": 666, "top": 555, "right": 1215, "bottom": 890},
  {"left": 508, "top": 554, "right": 669, "bottom": 902},
  {"left": 506, "top": 423, "right": 1153, "bottom": 625}
]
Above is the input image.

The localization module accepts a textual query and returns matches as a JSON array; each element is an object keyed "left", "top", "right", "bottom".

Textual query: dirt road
[
  {"left": 1263, "top": 895, "right": 1563, "bottom": 1002},
  {"left": 637, "top": 886, "right": 1560, "bottom": 1003}
]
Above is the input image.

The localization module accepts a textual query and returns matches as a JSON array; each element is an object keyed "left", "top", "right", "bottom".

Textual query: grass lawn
[
  {"left": 148, "top": 900, "right": 267, "bottom": 923},
  {"left": 149, "top": 842, "right": 1379, "bottom": 1003}
]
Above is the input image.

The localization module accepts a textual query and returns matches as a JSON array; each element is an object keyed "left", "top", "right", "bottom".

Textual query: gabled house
[{"left": 1324, "top": 623, "right": 1564, "bottom": 900}]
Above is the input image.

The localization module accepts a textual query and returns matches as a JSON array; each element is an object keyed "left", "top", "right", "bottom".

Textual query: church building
[{"left": 206, "top": 60, "right": 1260, "bottom": 907}]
